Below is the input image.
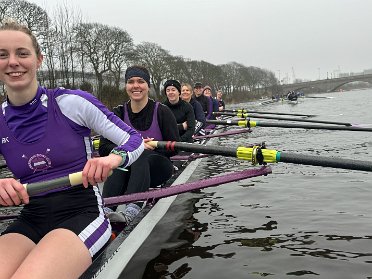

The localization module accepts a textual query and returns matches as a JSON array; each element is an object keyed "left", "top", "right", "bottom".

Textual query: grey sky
[{"left": 28, "top": 0, "right": 372, "bottom": 82}]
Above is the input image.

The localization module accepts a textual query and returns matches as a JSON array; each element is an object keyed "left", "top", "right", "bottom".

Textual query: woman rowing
[
  {"left": 180, "top": 83, "right": 205, "bottom": 135},
  {"left": 202, "top": 85, "right": 218, "bottom": 129},
  {"left": 163, "top": 79, "right": 195, "bottom": 142},
  {"left": 0, "top": 20, "right": 144, "bottom": 278},
  {"left": 99, "top": 66, "right": 180, "bottom": 223}
]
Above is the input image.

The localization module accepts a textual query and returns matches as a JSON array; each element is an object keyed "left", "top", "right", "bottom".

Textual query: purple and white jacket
[{"left": 0, "top": 86, "right": 144, "bottom": 184}]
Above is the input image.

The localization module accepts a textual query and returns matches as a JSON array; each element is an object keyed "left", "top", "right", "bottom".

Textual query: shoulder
[
  {"left": 158, "top": 102, "right": 173, "bottom": 114},
  {"left": 112, "top": 104, "right": 124, "bottom": 117},
  {"left": 181, "top": 100, "right": 193, "bottom": 111},
  {"left": 52, "top": 87, "right": 101, "bottom": 106}
]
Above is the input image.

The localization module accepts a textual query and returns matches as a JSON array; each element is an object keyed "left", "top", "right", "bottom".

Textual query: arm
[
  {"left": 56, "top": 91, "right": 144, "bottom": 187},
  {"left": 180, "top": 103, "right": 196, "bottom": 142},
  {"left": 98, "top": 106, "right": 123, "bottom": 157},
  {"left": 205, "top": 96, "right": 214, "bottom": 120},
  {"left": 57, "top": 91, "right": 143, "bottom": 168},
  {"left": 158, "top": 104, "right": 180, "bottom": 157}
]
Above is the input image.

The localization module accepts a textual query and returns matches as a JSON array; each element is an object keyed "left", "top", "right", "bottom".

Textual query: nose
[{"left": 8, "top": 53, "right": 20, "bottom": 67}]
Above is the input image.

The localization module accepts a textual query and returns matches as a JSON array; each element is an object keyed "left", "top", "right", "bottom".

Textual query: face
[
  {"left": 217, "top": 91, "right": 222, "bottom": 99},
  {"left": 165, "top": 85, "right": 180, "bottom": 104},
  {"left": 0, "top": 30, "right": 43, "bottom": 92},
  {"left": 193, "top": 86, "right": 203, "bottom": 97},
  {"left": 125, "top": 77, "right": 149, "bottom": 102},
  {"left": 203, "top": 89, "right": 212, "bottom": 97},
  {"left": 181, "top": 85, "right": 192, "bottom": 101}
]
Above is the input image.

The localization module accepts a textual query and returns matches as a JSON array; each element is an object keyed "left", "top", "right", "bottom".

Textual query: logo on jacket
[{"left": 22, "top": 148, "right": 52, "bottom": 172}]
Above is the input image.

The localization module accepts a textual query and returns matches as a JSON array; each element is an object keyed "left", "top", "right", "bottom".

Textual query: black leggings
[{"left": 102, "top": 150, "right": 173, "bottom": 203}]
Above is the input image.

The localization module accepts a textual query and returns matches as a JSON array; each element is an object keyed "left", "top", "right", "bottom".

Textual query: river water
[
  {"left": 1, "top": 89, "right": 371, "bottom": 279},
  {"left": 137, "top": 89, "right": 372, "bottom": 279}
]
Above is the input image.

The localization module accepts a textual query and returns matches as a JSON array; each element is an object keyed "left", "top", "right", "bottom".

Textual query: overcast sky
[{"left": 28, "top": 0, "right": 372, "bottom": 82}]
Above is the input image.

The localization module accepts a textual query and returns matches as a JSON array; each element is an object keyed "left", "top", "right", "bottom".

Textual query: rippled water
[
  {"left": 1, "top": 89, "right": 372, "bottom": 279},
  {"left": 138, "top": 89, "right": 372, "bottom": 279}
]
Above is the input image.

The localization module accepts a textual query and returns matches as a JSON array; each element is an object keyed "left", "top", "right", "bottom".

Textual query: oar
[
  {"left": 0, "top": 172, "right": 85, "bottom": 209},
  {"left": 206, "top": 119, "right": 372, "bottom": 132},
  {"left": 105, "top": 166, "right": 271, "bottom": 206},
  {"left": 193, "top": 128, "right": 252, "bottom": 140},
  {"left": 0, "top": 166, "right": 272, "bottom": 221},
  {"left": 214, "top": 112, "right": 357, "bottom": 126},
  {"left": 304, "top": 96, "right": 334, "bottom": 99},
  {"left": 223, "top": 109, "right": 315, "bottom": 117},
  {"left": 148, "top": 141, "right": 372, "bottom": 172}
]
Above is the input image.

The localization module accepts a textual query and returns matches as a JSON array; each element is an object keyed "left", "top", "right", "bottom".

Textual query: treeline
[{"left": 0, "top": 0, "right": 280, "bottom": 108}]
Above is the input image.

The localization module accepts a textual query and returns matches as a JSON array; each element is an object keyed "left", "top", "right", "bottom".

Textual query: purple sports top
[
  {"left": 123, "top": 101, "right": 163, "bottom": 140},
  {"left": 0, "top": 86, "right": 144, "bottom": 184}
]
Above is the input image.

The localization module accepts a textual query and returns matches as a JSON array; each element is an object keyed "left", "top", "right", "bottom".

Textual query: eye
[
  {"left": 0, "top": 52, "right": 8, "bottom": 59},
  {"left": 18, "top": 51, "right": 30, "bottom": 58}
]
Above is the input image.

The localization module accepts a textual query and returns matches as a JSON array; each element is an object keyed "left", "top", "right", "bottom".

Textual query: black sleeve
[
  {"left": 180, "top": 103, "right": 196, "bottom": 142},
  {"left": 98, "top": 106, "right": 123, "bottom": 157},
  {"left": 157, "top": 104, "right": 180, "bottom": 157}
]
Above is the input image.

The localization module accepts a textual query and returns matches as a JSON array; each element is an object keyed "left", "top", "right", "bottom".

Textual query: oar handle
[{"left": 23, "top": 171, "right": 84, "bottom": 197}]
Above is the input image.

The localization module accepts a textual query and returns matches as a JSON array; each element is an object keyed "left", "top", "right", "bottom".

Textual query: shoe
[
  {"left": 107, "top": 203, "right": 141, "bottom": 224},
  {"left": 103, "top": 206, "right": 114, "bottom": 215}
]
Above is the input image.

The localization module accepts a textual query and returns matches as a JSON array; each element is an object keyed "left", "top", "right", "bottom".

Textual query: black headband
[{"left": 125, "top": 67, "right": 150, "bottom": 86}]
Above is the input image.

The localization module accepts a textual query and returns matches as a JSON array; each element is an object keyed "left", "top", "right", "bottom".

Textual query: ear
[{"left": 36, "top": 54, "right": 44, "bottom": 69}]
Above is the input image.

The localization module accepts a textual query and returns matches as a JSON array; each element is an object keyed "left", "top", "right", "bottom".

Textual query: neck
[
  {"left": 6, "top": 82, "right": 39, "bottom": 106},
  {"left": 169, "top": 96, "right": 180, "bottom": 105},
  {"left": 183, "top": 96, "right": 191, "bottom": 103},
  {"left": 130, "top": 97, "right": 149, "bottom": 113}
]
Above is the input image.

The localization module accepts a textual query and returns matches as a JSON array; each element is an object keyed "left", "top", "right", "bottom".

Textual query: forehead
[
  {"left": 0, "top": 30, "right": 33, "bottom": 49},
  {"left": 127, "top": 76, "right": 145, "bottom": 82}
]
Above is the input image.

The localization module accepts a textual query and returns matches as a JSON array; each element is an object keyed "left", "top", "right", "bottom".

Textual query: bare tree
[
  {"left": 51, "top": 3, "right": 83, "bottom": 88},
  {"left": 109, "top": 27, "right": 134, "bottom": 90},
  {"left": 134, "top": 42, "right": 172, "bottom": 99},
  {"left": 75, "top": 22, "right": 119, "bottom": 99}
]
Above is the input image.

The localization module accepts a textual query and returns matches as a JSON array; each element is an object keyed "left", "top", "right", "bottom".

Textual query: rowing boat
[{"left": 79, "top": 127, "right": 270, "bottom": 278}]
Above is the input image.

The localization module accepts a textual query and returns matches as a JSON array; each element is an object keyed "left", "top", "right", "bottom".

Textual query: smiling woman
[
  {"left": 0, "top": 19, "right": 144, "bottom": 279},
  {"left": 98, "top": 66, "right": 180, "bottom": 224},
  {"left": 163, "top": 79, "right": 196, "bottom": 142}
]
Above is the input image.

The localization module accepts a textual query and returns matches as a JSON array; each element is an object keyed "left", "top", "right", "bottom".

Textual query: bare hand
[
  {"left": 144, "top": 137, "right": 155, "bottom": 150},
  {"left": 82, "top": 154, "right": 123, "bottom": 188},
  {"left": 0, "top": 178, "right": 29, "bottom": 206}
]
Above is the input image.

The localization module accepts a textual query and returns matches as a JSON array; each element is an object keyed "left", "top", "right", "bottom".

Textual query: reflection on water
[{"left": 141, "top": 90, "right": 372, "bottom": 279}]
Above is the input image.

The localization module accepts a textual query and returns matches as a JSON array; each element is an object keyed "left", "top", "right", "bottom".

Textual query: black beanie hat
[{"left": 163, "top": 79, "right": 181, "bottom": 94}]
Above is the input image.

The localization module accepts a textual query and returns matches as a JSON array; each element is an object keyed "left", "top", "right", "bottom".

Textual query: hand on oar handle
[
  {"left": 0, "top": 178, "right": 29, "bottom": 206},
  {"left": 0, "top": 169, "right": 115, "bottom": 207}
]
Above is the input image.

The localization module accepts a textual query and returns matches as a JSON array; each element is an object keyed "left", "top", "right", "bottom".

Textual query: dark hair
[
  {"left": 125, "top": 65, "right": 151, "bottom": 86},
  {"left": 163, "top": 79, "right": 181, "bottom": 94},
  {"left": 0, "top": 19, "right": 42, "bottom": 56}
]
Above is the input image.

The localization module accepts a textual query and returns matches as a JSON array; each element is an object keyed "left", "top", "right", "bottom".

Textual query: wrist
[{"left": 110, "top": 149, "right": 127, "bottom": 166}]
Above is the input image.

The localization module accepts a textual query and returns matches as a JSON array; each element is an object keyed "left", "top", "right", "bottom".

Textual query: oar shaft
[
  {"left": 150, "top": 141, "right": 238, "bottom": 157},
  {"left": 255, "top": 121, "right": 372, "bottom": 131},
  {"left": 149, "top": 141, "right": 372, "bottom": 172},
  {"left": 206, "top": 120, "right": 372, "bottom": 132},
  {"left": 215, "top": 112, "right": 352, "bottom": 126},
  {"left": 278, "top": 152, "right": 372, "bottom": 172},
  {"left": 223, "top": 109, "right": 314, "bottom": 117}
]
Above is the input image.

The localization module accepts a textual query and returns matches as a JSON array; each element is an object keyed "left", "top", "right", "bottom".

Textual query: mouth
[{"left": 6, "top": 72, "right": 25, "bottom": 77}]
